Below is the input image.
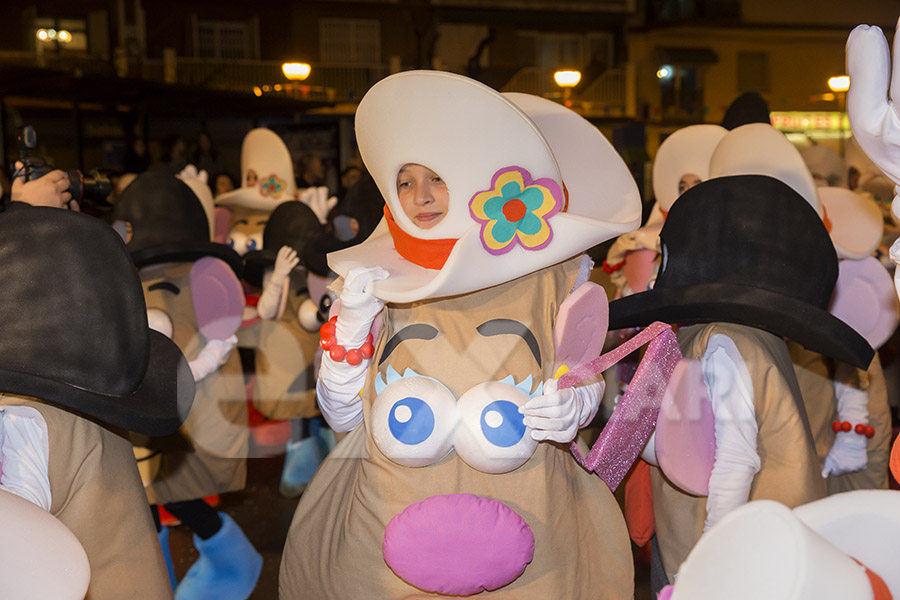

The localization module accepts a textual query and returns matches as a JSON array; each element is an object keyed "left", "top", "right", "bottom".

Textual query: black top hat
[
  {"left": 113, "top": 169, "right": 243, "bottom": 275},
  {"left": 0, "top": 204, "right": 194, "bottom": 435},
  {"left": 608, "top": 175, "right": 874, "bottom": 369},
  {"left": 721, "top": 92, "right": 771, "bottom": 130},
  {"left": 243, "top": 201, "right": 324, "bottom": 287},
  {"left": 305, "top": 174, "right": 385, "bottom": 277}
]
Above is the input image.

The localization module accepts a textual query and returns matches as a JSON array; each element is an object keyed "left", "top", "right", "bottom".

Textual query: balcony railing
[{"left": 500, "top": 66, "right": 632, "bottom": 118}]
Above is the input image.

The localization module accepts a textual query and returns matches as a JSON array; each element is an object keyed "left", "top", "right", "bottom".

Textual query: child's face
[
  {"left": 678, "top": 173, "right": 702, "bottom": 195},
  {"left": 397, "top": 164, "right": 449, "bottom": 229}
]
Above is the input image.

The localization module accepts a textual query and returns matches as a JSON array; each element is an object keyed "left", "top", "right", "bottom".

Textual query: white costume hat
[
  {"left": 651, "top": 124, "right": 727, "bottom": 221},
  {"left": 709, "top": 123, "right": 823, "bottom": 218},
  {"left": 328, "top": 71, "right": 641, "bottom": 303},
  {"left": 667, "top": 491, "right": 900, "bottom": 599},
  {"left": 216, "top": 128, "right": 297, "bottom": 212}
]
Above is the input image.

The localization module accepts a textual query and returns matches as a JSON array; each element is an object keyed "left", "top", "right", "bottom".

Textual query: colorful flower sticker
[
  {"left": 469, "top": 166, "right": 563, "bottom": 255},
  {"left": 259, "top": 174, "right": 286, "bottom": 198}
]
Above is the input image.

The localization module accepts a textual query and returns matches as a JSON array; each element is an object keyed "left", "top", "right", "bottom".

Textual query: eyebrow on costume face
[
  {"left": 148, "top": 282, "right": 180, "bottom": 295},
  {"left": 235, "top": 219, "right": 249, "bottom": 225},
  {"left": 476, "top": 319, "right": 541, "bottom": 368},
  {"left": 378, "top": 323, "right": 440, "bottom": 365}
]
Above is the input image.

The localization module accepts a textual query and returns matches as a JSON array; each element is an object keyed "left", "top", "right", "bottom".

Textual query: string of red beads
[
  {"left": 831, "top": 420, "right": 875, "bottom": 438},
  {"left": 320, "top": 316, "right": 375, "bottom": 366}
]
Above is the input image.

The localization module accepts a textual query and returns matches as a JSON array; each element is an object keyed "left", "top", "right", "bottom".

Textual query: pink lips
[{"left": 415, "top": 212, "right": 442, "bottom": 224}]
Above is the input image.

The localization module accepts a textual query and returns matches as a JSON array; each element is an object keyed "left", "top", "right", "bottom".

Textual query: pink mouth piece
[{"left": 383, "top": 494, "right": 535, "bottom": 596}]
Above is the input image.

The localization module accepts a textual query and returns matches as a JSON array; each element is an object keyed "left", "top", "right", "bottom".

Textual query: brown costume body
[
  {"left": 651, "top": 323, "right": 826, "bottom": 582},
  {"left": 789, "top": 341, "right": 891, "bottom": 493},
  {"left": 0, "top": 394, "right": 173, "bottom": 600},
  {"left": 280, "top": 258, "right": 633, "bottom": 599},
  {"left": 140, "top": 262, "right": 248, "bottom": 504}
]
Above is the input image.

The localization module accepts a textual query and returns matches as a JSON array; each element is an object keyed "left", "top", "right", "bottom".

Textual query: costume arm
[
  {"left": 316, "top": 266, "right": 389, "bottom": 432},
  {"left": 257, "top": 246, "right": 298, "bottom": 320},
  {"left": 0, "top": 405, "right": 51, "bottom": 511},
  {"left": 822, "top": 365, "right": 869, "bottom": 477},
  {"left": 701, "top": 334, "right": 760, "bottom": 533},
  {"left": 189, "top": 335, "right": 238, "bottom": 382}
]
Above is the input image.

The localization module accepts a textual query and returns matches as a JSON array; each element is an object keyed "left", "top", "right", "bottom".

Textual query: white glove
[
  {"left": 846, "top": 21, "right": 900, "bottom": 218},
  {"left": 519, "top": 378, "right": 604, "bottom": 443},
  {"left": 176, "top": 164, "right": 208, "bottom": 185},
  {"left": 299, "top": 186, "right": 338, "bottom": 225},
  {"left": 316, "top": 266, "right": 389, "bottom": 432},
  {"left": 822, "top": 379, "right": 869, "bottom": 477},
  {"left": 891, "top": 238, "right": 900, "bottom": 302},
  {"left": 189, "top": 335, "right": 238, "bottom": 382},
  {"left": 257, "top": 246, "right": 299, "bottom": 320}
]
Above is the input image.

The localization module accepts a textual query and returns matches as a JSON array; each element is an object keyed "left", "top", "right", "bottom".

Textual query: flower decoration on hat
[
  {"left": 469, "top": 166, "right": 563, "bottom": 255},
  {"left": 260, "top": 174, "right": 286, "bottom": 198}
]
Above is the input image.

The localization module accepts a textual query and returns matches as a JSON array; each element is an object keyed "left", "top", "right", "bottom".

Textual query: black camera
[{"left": 16, "top": 125, "right": 112, "bottom": 203}]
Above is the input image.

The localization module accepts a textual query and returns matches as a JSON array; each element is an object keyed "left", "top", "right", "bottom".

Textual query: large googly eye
[
  {"left": 246, "top": 233, "right": 262, "bottom": 252},
  {"left": 454, "top": 381, "right": 538, "bottom": 474},
  {"left": 370, "top": 376, "right": 456, "bottom": 468},
  {"left": 228, "top": 230, "right": 248, "bottom": 255}
]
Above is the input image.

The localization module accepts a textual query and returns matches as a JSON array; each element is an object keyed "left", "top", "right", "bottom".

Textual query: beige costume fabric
[
  {"left": 652, "top": 323, "right": 826, "bottom": 582},
  {"left": 0, "top": 394, "right": 173, "bottom": 600},
  {"left": 253, "top": 270, "right": 320, "bottom": 420},
  {"left": 789, "top": 341, "right": 891, "bottom": 493},
  {"left": 280, "top": 257, "right": 633, "bottom": 599},
  {"left": 139, "top": 262, "right": 248, "bottom": 504}
]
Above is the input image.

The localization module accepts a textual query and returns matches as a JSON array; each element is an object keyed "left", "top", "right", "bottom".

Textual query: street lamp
[
  {"left": 554, "top": 70, "right": 581, "bottom": 107},
  {"left": 282, "top": 62, "right": 311, "bottom": 81}
]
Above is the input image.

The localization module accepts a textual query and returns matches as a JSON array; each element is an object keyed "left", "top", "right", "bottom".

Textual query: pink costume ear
[
  {"left": 655, "top": 358, "right": 716, "bottom": 496},
  {"left": 622, "top": 248, "right": 657, "bottom": 294},
  {"left": 553, "top": 282, "right": 609, "bottom": 374},
  {"left": 190, "top": 257, "right": 245, "bottom": 340},
  {"left": 213, "top": 207, "right": 232, "bottom": 244}
]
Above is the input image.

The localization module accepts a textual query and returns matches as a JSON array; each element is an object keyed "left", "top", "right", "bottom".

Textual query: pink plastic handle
[
  {"left": 190, "top": 257, "right": 245, "bottom": 340},
  {"left": 561, "top": 321, "right": 681, "bottom": 492}
]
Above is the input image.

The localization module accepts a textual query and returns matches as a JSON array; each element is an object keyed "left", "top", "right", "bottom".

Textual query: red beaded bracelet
[
  {"left": 319, "top": 316, "right": 375, "bottom": 366},
  {"left": 831, "top": 420, "right": 875, "bottom": 439}
]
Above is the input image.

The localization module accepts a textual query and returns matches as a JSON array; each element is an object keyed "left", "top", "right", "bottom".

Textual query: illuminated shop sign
[{"left": 770, "top": 112, "right": 849, "bottom": 131}]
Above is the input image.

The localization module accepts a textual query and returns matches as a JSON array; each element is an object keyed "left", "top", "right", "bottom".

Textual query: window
[
  {"left": 319, "top": 19, "right": 381, "bottom": 64},
  {"left": 195, "top": 20, "right": 252, "bottom": 60},
  {"left": 516, "top": 32, "right": 615, "bottom": 70},
  {"left": 660, "top": 65, "right": 703, "bottom": 119},
  {"left": 737, "top": 52, "right": 770, "bottom": 93},
  {"left": 34, "top": 17, "right": 88, "bottom": 52}
]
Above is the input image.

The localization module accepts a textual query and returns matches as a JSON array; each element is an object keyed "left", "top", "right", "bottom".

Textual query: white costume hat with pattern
[
  {"left": 216, "top": 128, "right": 297, "bottom": 212},
  {"left": 328, "top": 70, "right": 641, "bottom": 303}
]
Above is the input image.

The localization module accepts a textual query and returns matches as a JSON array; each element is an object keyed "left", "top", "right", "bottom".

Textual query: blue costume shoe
[
  {"left": 279, "top": 435, "right": 323, "bottom": 498},
  {"left": 158, "top": 526, "right": 178, "bottom": 590},
  {"left": 174, "top": 513, "right": 262, "bottom": 600}
]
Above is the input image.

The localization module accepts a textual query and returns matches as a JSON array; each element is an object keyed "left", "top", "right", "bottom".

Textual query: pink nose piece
[{"left": 383, "top": 494, "right": 535, "bottom": 596}]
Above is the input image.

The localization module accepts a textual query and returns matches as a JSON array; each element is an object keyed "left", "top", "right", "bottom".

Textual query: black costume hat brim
[
  {"left": 131, "top": 240, "right": 244, "bottom": 278},
  {"left": 609, "top": 282, "right": 873, "bottom": 369}
]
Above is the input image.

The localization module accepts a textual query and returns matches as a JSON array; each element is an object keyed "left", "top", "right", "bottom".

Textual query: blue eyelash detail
[{"left": 497, "top": 374, "right": 542, "bottom": 397}]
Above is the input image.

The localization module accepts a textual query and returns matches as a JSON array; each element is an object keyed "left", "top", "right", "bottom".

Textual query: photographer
[{"left": 11, "top": 160, "right": 77, "bottom": 211}]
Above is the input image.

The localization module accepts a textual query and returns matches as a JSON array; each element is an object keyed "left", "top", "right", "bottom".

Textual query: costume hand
[
  {"left": 891, "top": 238, "right": 900, "bottom": 302},
  {"left": 846, "top": 21, "right": 900, "bottom": 217},
  {"left": 335, "top": 266, "right": 389, "bottom": 348},
  {"left": 176, "top": 164, "right": 208, "bottom": 185},
  {"left": 273, "top": 246, "right": 300, "bottom": 280},
  {"left": 189, "top": 335, "right": 237, "bottom": 382},
  {"left": 822, "top": 431, "right": 867, "bottom": 477},
  {"left": 11, "top": 161, "right": 75, "bottom": 210},
  {"left": 299, "top": 186, "right": 338, "bottom": 224},
  {"left": 519, "top": 378, "right": 603, "bottom": 443}
]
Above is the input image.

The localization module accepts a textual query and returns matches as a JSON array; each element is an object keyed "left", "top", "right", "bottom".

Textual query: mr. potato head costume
[{"left": 279, "top": 71, "right": 657, "bottom": 598}]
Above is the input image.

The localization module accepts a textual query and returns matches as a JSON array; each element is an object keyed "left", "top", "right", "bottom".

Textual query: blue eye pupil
[
  {"left": 226, "top": 238, "right": 235, "bottom": 248},
  {"left": 247, "top": 239, "right": 257, "bottom": 251},
  {"left": 388, "top": 397, "right": 435, "bottom": 445},
  {"left": 480, "top": 400, "right": 526, "bottom": 448}
]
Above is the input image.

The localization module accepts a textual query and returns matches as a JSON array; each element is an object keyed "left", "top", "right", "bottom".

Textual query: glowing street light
[
  {"left": 656, "top": 66, "right": 673, "bottom": 80},
  {"left": 282, "top": 62, "right": 311, "bottom": 81},
  {"left": 57, "top": 30, "right": 72, "bottom": 44},
  {"left": 36, "top": 29, "right": 49, "bottom": 41},
  {"left": 828, "top": 75, "right": 850, "bottom": 93},
  {"left": 554, "top": 70, "right": 581, "bottom": 88}
]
